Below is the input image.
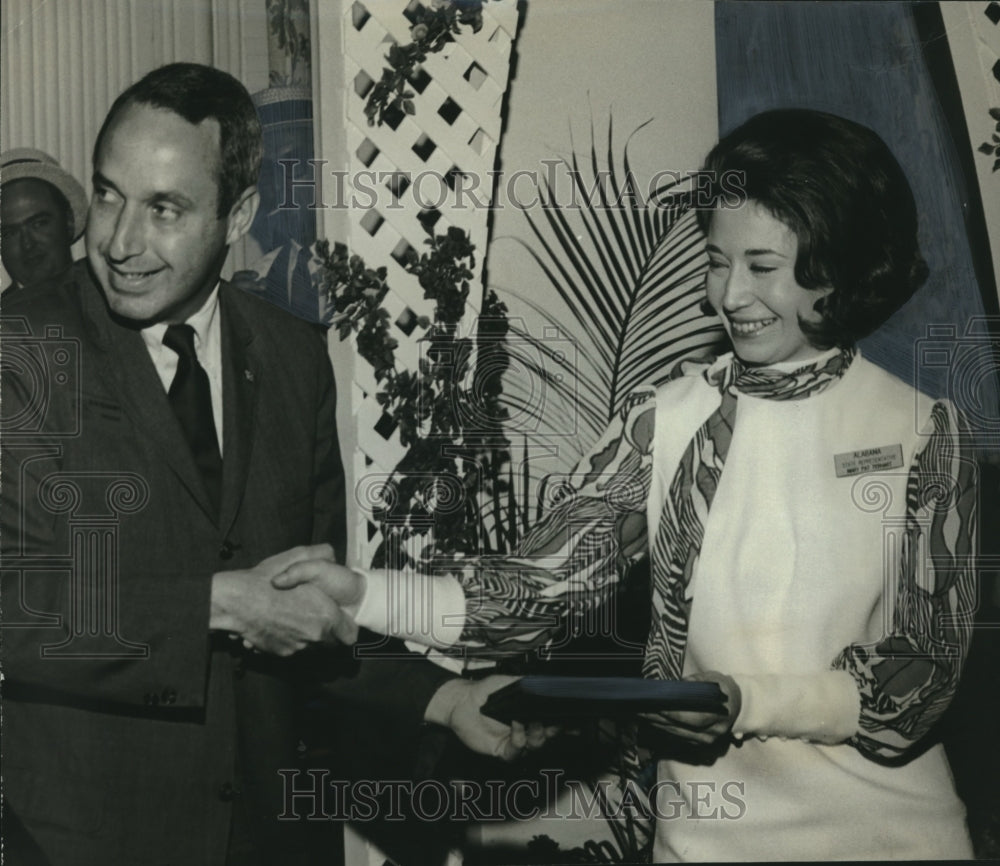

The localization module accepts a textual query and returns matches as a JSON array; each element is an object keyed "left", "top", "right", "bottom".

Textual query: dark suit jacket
[{"left": 1, "top": 271, "right": 451, "bottom": 865}]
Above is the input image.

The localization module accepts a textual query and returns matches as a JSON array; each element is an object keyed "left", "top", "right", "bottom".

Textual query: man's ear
[{"left": 225, "top": 186, "right": 260, "bottom": 246}]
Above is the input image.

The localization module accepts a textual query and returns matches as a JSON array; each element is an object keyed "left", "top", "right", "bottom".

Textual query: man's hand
[
  {"left": 210, "top": 544, "right": 359, "bottom": 655},
  {"left": 640, "top": 671, "right": 742, "bottom": 745},
  {"left": 425, "top": 675, "right": 559, "bottom": 762},
  {"left": 270, "top": 556, "right": 366, "bottom": 614}
]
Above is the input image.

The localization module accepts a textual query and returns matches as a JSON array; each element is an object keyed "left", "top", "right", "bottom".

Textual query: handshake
[
  {"left": 210, "top": 544, "right": 558, "bottom": 763},
  {"left": 209, "top": 543, "right": 369, "bottom": 656}
]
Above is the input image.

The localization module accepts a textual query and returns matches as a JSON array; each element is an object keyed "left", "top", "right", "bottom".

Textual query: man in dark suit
[{"left": 1, "top": 63, "right": 526, "bottom": 866}]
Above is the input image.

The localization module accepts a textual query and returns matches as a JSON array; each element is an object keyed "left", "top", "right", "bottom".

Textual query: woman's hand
[
  {"left": 640, "top": 671, "right": 742, "bottom": 745},
  {"left": 425, "top": 676, "right": 561, "bottom": 762}
]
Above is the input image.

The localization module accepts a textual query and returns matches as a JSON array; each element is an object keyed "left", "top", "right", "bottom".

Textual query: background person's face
[
  {"left": 87, "top": 102, "right": 234, "bottom": 325},
  {"left": 1, "top": 178, "right": 74, "bottom": 287}
]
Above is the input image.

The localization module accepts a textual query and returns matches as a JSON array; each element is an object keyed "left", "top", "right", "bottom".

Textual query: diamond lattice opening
[
  {"left": 464, "top": 61, "right": 488, "bottom": 90},
  {"left": 438, "top": 97, "right": 461, "bottom": 125},
  {"left": 351, "top": 2, "right": 370, "bottom": 30},
  {"left": 360, "top": 209, "right": 384, "bottom": 236},
  {"left": 356, "top": 138, "right": 379, "bottom": 167},
  {"left": 411, "top": 133, "right": 437, "bottom": 162},
  {"left": 354, "top": 70, "right": 375, "bottom": 99}
]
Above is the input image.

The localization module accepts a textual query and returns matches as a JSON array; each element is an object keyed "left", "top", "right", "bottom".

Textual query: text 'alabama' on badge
[{"left": 834, "top": 444, "right": 904, "bottom": 478}]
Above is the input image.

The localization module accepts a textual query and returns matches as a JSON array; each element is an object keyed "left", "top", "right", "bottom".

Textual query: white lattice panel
[{"left": 343, "top": 0, "right": 519, "bottom": 560}]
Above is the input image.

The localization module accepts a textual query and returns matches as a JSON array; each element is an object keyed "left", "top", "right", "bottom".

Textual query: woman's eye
[
  {"left": 707, "top": 259, "right": 728, "bottom": 270},
  {"left": 750, "top": 264, "right": 777, "bottom": 274}
]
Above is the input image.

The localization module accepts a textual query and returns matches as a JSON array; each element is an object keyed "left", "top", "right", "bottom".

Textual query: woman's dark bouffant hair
[{"left": 695, "top": 109, "right": 928, "bottom": 348}]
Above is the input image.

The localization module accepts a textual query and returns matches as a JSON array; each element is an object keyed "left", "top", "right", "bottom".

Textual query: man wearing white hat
[{"left": 1, "top": 148, "right": 88, "bottom": 291}]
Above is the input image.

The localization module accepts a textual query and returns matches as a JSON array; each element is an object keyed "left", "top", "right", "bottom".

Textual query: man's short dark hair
[
  {"left": 696, "top": 108, "right": 928, "bottom": 348},
  {"left": 93, "top": 62, "right": 263, "bottom": 218}
]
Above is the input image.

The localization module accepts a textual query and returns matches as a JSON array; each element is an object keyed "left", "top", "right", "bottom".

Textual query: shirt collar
[{"left": 141, "top": 284, "right": 221, "bottom": 353}]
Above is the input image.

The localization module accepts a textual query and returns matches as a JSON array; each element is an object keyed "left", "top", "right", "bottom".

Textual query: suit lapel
[
  {"left": 79, "top": 275, "right": 219, "bottom": 525},
  {"left": 218, "top": 286, "right": 260, "bottom": 537}
]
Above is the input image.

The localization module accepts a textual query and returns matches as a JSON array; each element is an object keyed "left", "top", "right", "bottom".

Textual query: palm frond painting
[{"left": 494, "top": 118, "right": 725, "bottom": 474}]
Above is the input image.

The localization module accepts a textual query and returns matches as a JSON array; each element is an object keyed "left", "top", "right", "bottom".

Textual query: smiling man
[
  {"left": 86, "top": 83, "right": 256, "bottom": 327},
  {"left": 1, "top": 63, "right": 527, "bottom": 866}
]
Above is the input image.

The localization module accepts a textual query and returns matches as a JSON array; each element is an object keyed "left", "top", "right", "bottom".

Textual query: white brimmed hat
[{"left": 1, "top": 148, "right": 89, "bottom": 241}]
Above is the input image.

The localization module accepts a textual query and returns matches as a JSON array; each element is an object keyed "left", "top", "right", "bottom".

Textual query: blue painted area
[
  {"left": 252, "top": 97, "right": 318, "bottom": 256},
  {"left": 242, "top": 95, "right": 321, "bottom": 323},
  {"left": 715, "top": 1, "right": 998, "bottom": 439}
]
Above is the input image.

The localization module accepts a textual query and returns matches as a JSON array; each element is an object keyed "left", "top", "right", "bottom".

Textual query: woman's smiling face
[{"left": 705, "top": 202, "right": 832, "bottom": 366}]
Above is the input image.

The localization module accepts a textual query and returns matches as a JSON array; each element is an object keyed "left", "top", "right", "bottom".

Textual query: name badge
[{"left": 834, "top": 444, "right": 904, "bottom": 478}]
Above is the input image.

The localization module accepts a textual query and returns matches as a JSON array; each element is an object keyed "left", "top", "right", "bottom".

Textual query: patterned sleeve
[
  {"left": 435, "top": 390, "right": 658, "bottom": 656},
  {"left": 833, "top": 401, "right": 978, "bottom": 762}
]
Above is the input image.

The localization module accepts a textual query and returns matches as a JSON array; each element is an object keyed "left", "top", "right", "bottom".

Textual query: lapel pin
[{"left": 244, "top": 369, "right": 255, "bottom": 383}]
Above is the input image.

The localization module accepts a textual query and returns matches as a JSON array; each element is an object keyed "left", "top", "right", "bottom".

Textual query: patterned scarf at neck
[
  {"left": 707, "top": 345, "right": 857, "bottom": 401},
  {"left": 643, "top": 345, "right": 857, "bottom": 682}
]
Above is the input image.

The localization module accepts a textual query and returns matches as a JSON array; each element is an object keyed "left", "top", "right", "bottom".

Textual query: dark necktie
[{"left": 163, "top": 323, "right": 222, "bottom": 515}]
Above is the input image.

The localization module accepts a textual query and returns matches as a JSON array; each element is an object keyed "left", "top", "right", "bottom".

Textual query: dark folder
[{"left": 481, "top": 676, "right": 727, "bottom": 725}]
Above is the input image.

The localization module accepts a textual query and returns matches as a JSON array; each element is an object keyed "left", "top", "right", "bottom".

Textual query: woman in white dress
[{"left": 282, "top": 109, "right": 978, "bottom": 861}]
